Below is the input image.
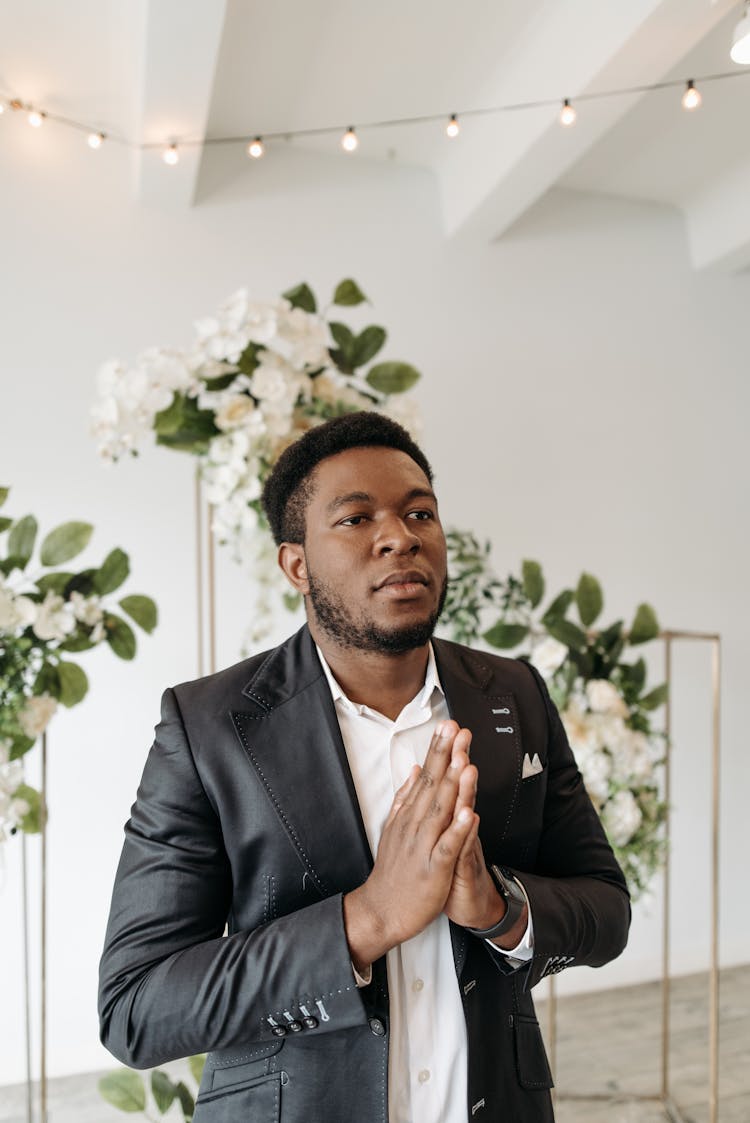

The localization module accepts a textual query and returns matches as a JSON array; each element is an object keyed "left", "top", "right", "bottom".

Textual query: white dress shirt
[{"left": 316, "top": 644, "right": 533, "bottom": 1123}]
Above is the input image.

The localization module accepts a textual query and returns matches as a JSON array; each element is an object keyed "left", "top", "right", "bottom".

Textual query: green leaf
[
  {"left": 329, "top": 321, "right": 355, "bottom": 352},
  {"left": 36, "top": 572, "right": 74, "bottom": 596},
  {"left": 629, "top": 603, "right": 660, "bottom": 645},
  {"left": 576, "top": 572, "right": 603, "bottom": 627},
  {"left": 640, "top": 683, "right": 669, "bottom": 711},
  {"left": 153, "top": 395, "right": 219, "bottom": 452},
  {"left": 105, "top": 613, "right": 137, "bottom": 660},
  {"left": 188, "top": 1055, "right": 206, "bottom": 1088},
  {"left": 57, "top": 662, "right": 89, "bottom": 708},
  {"left": 151, "top": 1071, "right": 177, "bottom": 1114},
  {"left": 546, "top": 618, "right": 588, "bottom": 651},
  {"left": 64, "top": 570, "right": 97, "bottom": 598},
  {"left": 366, "top": 361, "right": 420, "bottom": 395},
  {"left": 352, "top": 325, "right": 386, "bottom": 368},
  {"left": 0, "top": 486, "right": 8, "bottom": 508},
  {"left": 98, "top": 1070, "right": 146, "bottom": 1113},
  {"left": 482, "top": 622, "right": 529, "bottom": 649},
  {"left": 621, "top": 658, "right": 646, "bottom": 692},
  {"left": 59, "top": 632, "right": 96, "bottom": 653},
  {"left": 333, "top": 278, "right": 366, "bottom": 306},
  {"left": 0, "top": 516, "right": 11, "bottom": 532},
  {"left": 14, "top": 784, "right": 44, "bottom": 833},
  {"left": 541, "top": 589, "right": 574, "bottom": 625},
  {"left": 40, "top": 522, "right": 93, "bottom": 566},
  {"left": 282, "top": 282, "right": 316, "bottom": 313},
  {"left": 521, "top": 560, "right": 544, "bottom": 608},
  {"left": 598, "top": 620, "right": 624, "bottom": 652},
  {"left": 94, "top": 548, "right": 130, "bottom": 595},
  {"left": 237, "top": 342, "right": 261, "bottom": 377},
  {"left": 8, "top": 516, "right": 38, "bottom": 567},
  {"left": 201, "top": 371, "right": 238, "bottom": 391},
  {"left": 119, "top": 595, "right": 158, "bottom": 635},
  {"left": 34, "top": 663, "right": 61, "bottom": 700},
  {"left": 174, "top": 1081, "right": 195, "bottom": 1123}
]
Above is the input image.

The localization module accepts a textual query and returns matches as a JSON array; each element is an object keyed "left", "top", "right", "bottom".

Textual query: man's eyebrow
[{"left": 325, "top": 486, "right": 437, "bottom": 516}]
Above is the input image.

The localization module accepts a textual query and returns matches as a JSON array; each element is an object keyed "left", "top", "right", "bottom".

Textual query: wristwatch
[{"left": 466, "top": 865, "right": 526, "bottom": 940}]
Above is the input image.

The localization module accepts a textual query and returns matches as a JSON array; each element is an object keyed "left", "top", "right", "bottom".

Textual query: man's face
[{"left": 293, "top": 446, "right": 448, "bottom": 654}]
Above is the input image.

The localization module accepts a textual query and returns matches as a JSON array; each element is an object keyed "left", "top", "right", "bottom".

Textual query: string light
[
  {"left": 88, "top": 131, "right": 105, "bottom": 149},
  {"left": 247, "top": 136, "right": 265, "bottom": 158},
  {"left": 681, "top": 80, "right": 702, "bottom": 110},
  {"left": 730, "top": 2, "right": 750, "bottom": 64},
  {"left": 28, "top": 109, "right": 45, "bottom": 128},
  {"left": 341, "top": 126, "right": 358, "bottom": 152},
  {"left": 163, "top": 143, "right": 179, "bottom": 165},
  {"left": 559, "top": 99, "right": 576, "bottom": 126},
  {"left": 446, "top": 114, "right": 460, "bottom": 138}
]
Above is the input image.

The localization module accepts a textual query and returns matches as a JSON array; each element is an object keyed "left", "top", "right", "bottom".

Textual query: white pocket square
[{"left": 522, "top": 752, "right": 543, "bottom": 779}]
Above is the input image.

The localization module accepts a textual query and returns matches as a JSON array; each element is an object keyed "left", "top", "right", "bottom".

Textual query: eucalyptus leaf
[
  {"left": 36, "top": 572, "right": 74, "bottom": 596},
  {"left": 105, "top": 614, "right": 137, "bottom": 660},
  {"left": 0, "top": 516, "right": 11, "bottom": 532},
  {"left": 329, "top": 321, "right": 355, "bottom": 352},
  {"left": 95, "top": 548, "right": 130, "bottom": 595},
  {"left": 640, "top": 683, "right": 669, "bottom": 710},
  {"left": 352, "top": 325, "right": 386, "bottom": 368},
  {"left": 629, "top": 603, "right": 660, "bottom": 645},
  {"left": 546, "top": 617, "right": 588, "bottom": 651},
  {"left": 521, "top": 560, "right": 544, "bottom": 608},
  {"left": 40, "top": 522, "right": 93, "bottom": 567},
  {"left": 333, "top": 278, "right": 366, "bottom": 306},
  {"left": 366, "top": 361, "right": 420, "bottom": 395},
  {"left": 541, "top": 589, "right": 574, "bottom": 625},
  {"left": 188, "top": 1055, "right": 207, "bottom": 1087},
  {"left": 282, "top": 282, "right": 316, "bottom": 313},
  {"left": 576, "top": 572, "right": 603, "bottom": 627},
  {"left": 621, "top": 658, "right": 646, "bottom": 692},
  {"left": 8, "top": 516, "right": 38, "bottom": 566},
  {"left": 119, "top": 595, "right": 158, "bottom": 634},
  {"left": 0, "top": 486, "right": 8, "bottom": 507},
  {"left": 59, "top": 632, "right": 96, "bottom": 654},
  {"left": 14, "top": 784, "right": 44, "bottom": 834},
  {"left": 98, "top": 1070, "right": 146, "bottom": 1113},
  {"left": 174, "top": 1081, "right": 195, "bottom": 1123},
  {"left": 57, "top": 661, "right": 89, "bottom": 708},
  {"left": 151, "top": 1070, "right": 177, "bottom": 1114},
  {"left": 34, "top": 663, "right": 61, "bottom": 700},
  {"left": 64, "top": 570, "right": 97, "bottom": 598},
  {"left": 482, "top": 622, "right": 529, "bottom": 649},
  {"left": 597, "top": 620, "right": 624, "bottom": 651}
]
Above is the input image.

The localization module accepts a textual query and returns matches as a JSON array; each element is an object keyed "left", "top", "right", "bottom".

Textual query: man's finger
[
  {"left": 385, "top": 764, "right": 421, "bottom": 826},
  {"left": 431, "top": 805, "right": 476, "bottom": 866},
  {"left": 402, "top": 721, "right": 458, "bottom": 811}
]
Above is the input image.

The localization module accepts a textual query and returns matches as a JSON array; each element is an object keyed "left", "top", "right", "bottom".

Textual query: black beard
[{"left": 306, "top": 571, "right": 447, "bottom": 655}]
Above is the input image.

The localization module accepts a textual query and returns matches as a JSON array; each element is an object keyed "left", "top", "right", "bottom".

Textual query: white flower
[
  {"left": 0, "top": 739, "right": 12, "bottom": 765},
  {"left": 529, "top": 637, "right": 568, "bottom": 679},
  {"left": 215, "top": 394, "right": 259, "bottom": 432},
  {"left": 561, "top": 698, "right": 599, "bottom": 755},
  {"left": 575, "top": 745, "right": 612, "bottom": 808},
  {"left": 0, "top": 585, "right": 37, "bottom": 633},
  {"left": 18, "top": 694, "right": 58, "bottom": 739},
  {"left": 69, "top": 591, "right": 104, "bottom": 628},
  {"left": 586, "top": 679, "right": 628, "bottom": 718},
  {"left": 602, "top": 789, "right": 643, "bottom": 847},
  {"left": 277, "top": 307, "right": 329, "bottom": 367},
  {"left": 378, "top": 394, "right": 423, "bottom": 440},
  {"left": 251, "top": 360, "right": 295, "bottom": 406},
  {"left": 610, "top": 729, "right": 654, "bottom": 784},
  {"left": 32, "top": 592, "right": 76, "bottom": 642}
]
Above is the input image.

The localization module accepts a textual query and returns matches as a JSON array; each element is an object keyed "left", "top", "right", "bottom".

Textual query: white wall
[{"left": 1, "top": 124, "right": 748, "bottom": 1083}]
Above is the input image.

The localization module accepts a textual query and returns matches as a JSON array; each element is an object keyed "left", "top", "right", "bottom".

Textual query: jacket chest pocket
[{"left": 194, "top": 1070, "right": 282, "bottom": 1122}]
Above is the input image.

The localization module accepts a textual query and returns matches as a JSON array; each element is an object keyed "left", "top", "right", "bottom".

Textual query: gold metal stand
[
  {"left": 194, "top": 468, "right": 217, "bottom": 677},
  {"left": 550, "top": 629, "right": 722, "bottom": 1123},
  {"left": 21, "top": 832, "right": 33, "bottom": 1123},
  {"left": 40, "top": 731, "right": 47, "bottom": 1123}
]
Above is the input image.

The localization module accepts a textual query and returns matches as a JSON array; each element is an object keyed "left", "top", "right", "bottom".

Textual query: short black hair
[{"left": 261, "top": 411, "right": 433, "bottom": 545}]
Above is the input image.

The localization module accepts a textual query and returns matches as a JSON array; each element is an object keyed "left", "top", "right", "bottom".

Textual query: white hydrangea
[
  {"left": 194, "top": 291, "right": 284, "bottom": 364},
  {"left": 529, "top": 637, "right": 568, "bottom": 679},
  {"left": 602, "top": 789, "right": 643, "bottom": 847},
  {"left": 575, "top": 744, "right": 612, "bottom": 808},
  {"left": 32, "top": 592, "right": 76, "bottom": 642},
  {"left": 586, "top": 678, "right": 628, "bottom": 717},
  {"left": 276, "top": 306, "right": 330, "bottom": 368},
  {"left": 69, "top": 591, "right": 104, "bottom": 628},
  {"left": 0, "top": 581, "right": 37, "bottom": 634}
]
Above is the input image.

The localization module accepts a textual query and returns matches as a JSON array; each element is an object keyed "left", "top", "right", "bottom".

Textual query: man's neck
[{"left": 313, "top": 631, "right": 431, "bottom": 722}]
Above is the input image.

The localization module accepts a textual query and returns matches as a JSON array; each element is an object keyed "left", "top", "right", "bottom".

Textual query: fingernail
[{"left": 434, "top": 721, "right": 446, "bottom": 738}]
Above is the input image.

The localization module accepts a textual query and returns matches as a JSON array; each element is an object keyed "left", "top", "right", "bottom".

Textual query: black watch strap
[{"left": 466, "top": 865, "right": 526, "bottom": 940}]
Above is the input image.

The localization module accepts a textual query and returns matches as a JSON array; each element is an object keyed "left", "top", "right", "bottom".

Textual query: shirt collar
[{"left": 315, "top": 642, "right": 444, "bottom": 716}]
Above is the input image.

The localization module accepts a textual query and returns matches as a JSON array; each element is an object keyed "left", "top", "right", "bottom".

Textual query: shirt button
[
  {"left": 412, "top": 978, "right": 424, "bottom": 993},
  {"left": 418, "top": 1069, "right": 431, "bottom": 1084},
  {"left": 369, "top": 1017, "right": 386, "bottom": 1037}
]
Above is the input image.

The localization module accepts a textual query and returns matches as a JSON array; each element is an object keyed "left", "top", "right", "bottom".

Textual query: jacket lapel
[{"left": 231, "top": 626, "right": 372, "bottom": 899}]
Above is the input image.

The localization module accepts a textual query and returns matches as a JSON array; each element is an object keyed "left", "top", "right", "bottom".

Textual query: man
[{"left": 99, "top": 412, "right": 630, "bottom": 1122}]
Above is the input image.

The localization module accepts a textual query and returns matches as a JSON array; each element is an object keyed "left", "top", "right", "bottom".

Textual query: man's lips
[{"left": 375, "top": 570, "right": 429, "bottom": 592}]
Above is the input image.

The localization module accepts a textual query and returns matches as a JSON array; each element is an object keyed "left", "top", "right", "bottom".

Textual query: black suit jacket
[{"left": 99, "top": 625, "right": 630, "bottom": 1122}]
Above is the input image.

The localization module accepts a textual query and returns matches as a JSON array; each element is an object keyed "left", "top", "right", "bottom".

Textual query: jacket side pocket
[
  {"left": 193, "top": 1070, "right": 281, "bottom": 1122},
  {"left": 512, "top": 1014, "right": 554, "bottom": 1090}
]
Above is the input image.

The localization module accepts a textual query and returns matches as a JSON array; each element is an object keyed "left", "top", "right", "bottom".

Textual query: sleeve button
[
  {"left": 287, "top": 1020, "right": 303, "bottom": 1033},
  {"left": 271, "top": 1026, "right": 287, "bottom": 1037},
  {"left": 368, "top": 1017, "right": 386, "bottom": 1037},
  {"left": 302, "top": 1016, "right": 318, "bottom": 1029}
]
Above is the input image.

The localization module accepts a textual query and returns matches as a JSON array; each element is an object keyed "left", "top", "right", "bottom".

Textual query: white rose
[
  {"left": 586, "top": 679, "right": 628, "bottom": 717},
  {"left": 561, "top": 699, "right": 599, "bottom": 755},
  {"left": 251, "top": 363, "right": 292, "bottom": 404},
  {"left": 215, "top": 395, "right": 259, "bottom": 432},
  {"left": 0, "top": 587, "right": 37, "bottom": 633},
  {"left": 69, "top": 591, "right": 104, "bottom": 628},
  {"left": 576, "top": 746, "right": 612, "bottom": 808},
  {"left": 602, "top": 789, "right": 643, "bottom": 848},
  {"left": 32, "top": 592, "right": 76, "bottom": 642},
  {"left": 610, "top": 729, "right": 654, "bottom": 784},
  {"left": 529, "top": 637, "right": 568, "bottom": 679},
  {"left": 18, "top": 694, "right": 58, "bottom": 739}
]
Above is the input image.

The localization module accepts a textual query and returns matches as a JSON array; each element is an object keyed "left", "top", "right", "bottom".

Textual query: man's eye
[
  {"left": 407, "top": 509, "right": 434, "bottom": 521},
  {"left": 340, "top": 514, "right": 367, "bottom": 526}
]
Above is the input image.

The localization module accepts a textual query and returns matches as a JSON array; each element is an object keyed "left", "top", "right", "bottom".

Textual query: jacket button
[
  {"left": 302, "top": 1016, "right": 318, "bottom": 1029},
  {"left": 287, "top": 1020, "right": 303, "bottom": 1033},
  {"left": 271, "top": 1026, "right": 287, "bottom": 1037},
  {"left": 369, "top": 1017, "right": 386, "bottom": 1037}
]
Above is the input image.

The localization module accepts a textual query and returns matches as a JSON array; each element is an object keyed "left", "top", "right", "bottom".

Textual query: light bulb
[
  {"left": 163, "top": 144, "right": 179, "bottom": 165},
  {"left": 28, "top": 110, "right": 44, "bottom": 128},
  {"left": 341, "top": 127, "right": 358, "bottom": 152},
  {"left": 247, "top": 137, "right": 265, "bottom": 159},
  {"left": 731, "top": 4, "right": 750, "bottom": 64},
  {"left": 559, "top": 99, "right": 576, "bottom": 127},
  {"left": 88, "top": 132, "right": 105, "bottom": 149},
  {"left": 681, "top": 81, "right": 701, "bottom": 111},
  {"left": 0, "top": 103, "right": 5, "bottom": 116},
  {"left": 446, "top": 114, "right": 460, "bottom": 138}
]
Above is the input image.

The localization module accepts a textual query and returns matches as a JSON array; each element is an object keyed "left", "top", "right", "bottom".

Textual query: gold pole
[
  {"left": 40, "top": 731, "right": 47, "bottom": 1123},
  {"left": 709, "top": 638, "right": 721, "bottom": 1123},
  {"left": 21, "top": 831, "right": 33, "bottom": 1123},
  {"left": 207, "top": 502, "right": 217, "bottom": 674},
  {"left": 195, "top": 468, "right": 204, "bottom": 678},
  {"left": 661, "top": 633, "right": 673, "bottom": 1102}
]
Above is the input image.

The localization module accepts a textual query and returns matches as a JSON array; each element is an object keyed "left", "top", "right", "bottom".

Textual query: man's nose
[{"left": 375, "top": 515, "right": 420, "bottom": 554}]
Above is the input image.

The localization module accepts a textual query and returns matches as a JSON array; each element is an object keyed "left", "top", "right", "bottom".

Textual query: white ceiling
[{"left": 2, "top": 0, "right": 750, "bottom": 270}]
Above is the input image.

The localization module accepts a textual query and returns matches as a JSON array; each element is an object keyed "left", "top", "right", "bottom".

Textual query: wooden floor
[{"left": 1, "top": 965, "right": 748, "bottom": 1122}]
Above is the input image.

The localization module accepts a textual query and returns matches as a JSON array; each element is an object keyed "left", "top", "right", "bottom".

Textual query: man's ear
[{"left": 278, "top": 543, "right": 310, "bottom": 596}]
